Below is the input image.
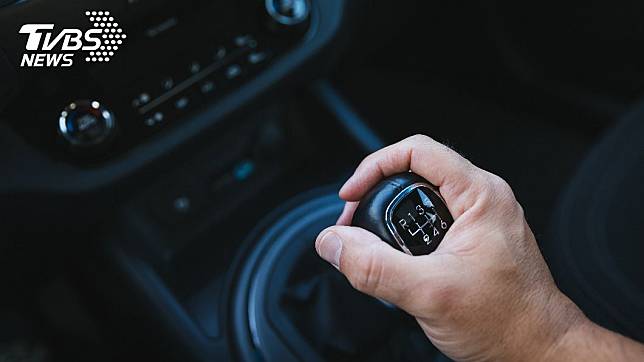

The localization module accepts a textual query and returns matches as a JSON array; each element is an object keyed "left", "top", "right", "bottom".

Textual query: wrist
[
  {"left": 538, "top": 292, "right": 591, "bottom": 362},
  {"left": 503, "top": 287, "right": 586, "bottom": 362},
  {"left": 542, "top": 307, "right": 644, "bottom": 361}
]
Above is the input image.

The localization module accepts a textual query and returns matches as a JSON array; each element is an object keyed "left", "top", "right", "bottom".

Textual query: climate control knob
[
  {"left": 58, "top": 100, "right": 116, "bottom": 149},
  {"left": 265, "top": 0, "right": 310, "bottom": 29}
]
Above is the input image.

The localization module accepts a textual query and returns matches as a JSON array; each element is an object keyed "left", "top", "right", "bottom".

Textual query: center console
[
  {"left": 230, "top": 188, "right": 446, "bottom": 361},
  {"left": 101, "top": 90, "right": 377, "bottom": 361},
  {"left": 0, "top": 1, "right": 430, "bottom": 361}
]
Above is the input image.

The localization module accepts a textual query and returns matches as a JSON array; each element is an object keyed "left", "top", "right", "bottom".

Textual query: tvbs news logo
[{"left": 19, "top": 11, "right": 126, "bottom": 67}]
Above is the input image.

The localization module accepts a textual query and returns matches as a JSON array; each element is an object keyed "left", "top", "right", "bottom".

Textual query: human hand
[{"left": 315, "top": 135, "right": 586, "bottom": 361}]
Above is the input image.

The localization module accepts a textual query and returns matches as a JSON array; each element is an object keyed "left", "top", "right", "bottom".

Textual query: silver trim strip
[{"left": 138, "top": 47, "right": 248, "bottom": 115}]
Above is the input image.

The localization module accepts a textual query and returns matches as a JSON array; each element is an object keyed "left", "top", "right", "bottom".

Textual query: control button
[
  {"left": 265, "top": 0, "right": 310, "bottom": 26},
  {"left": 248, "top": 52, "right": 268, "bottom": 65},
  {"left": 233, "top": 160, "right": 255, "bottom": 181},
  {"left": 132, "top": 92, "right": 150, "bottom": 107},
  {"left": 225, "top": 64, "right": 242, "bottom": 79},
  {"left": 200, "top": 81, "right": 215, "bottom": 94},
  {"left": 210, "top": 160, "right": 257, "bottom": 194},
  {"left": 58, "top": 100, "right": 116, "bottom": 148},
  {"left": 175, "top": 97, "right": 189, "bottom": 110},
  {"left": 161, "top": 77, "right": 174, "bottom": 90},
  {"left": 173, "top": 196, "right": 191, "bottom": 213},
  {"left": 189, "top": 61, "right": 201, "bottom": 74},
  {"left": 214, "top": 47, "right": 227, "bottom": 60},
  {"left": 148, "top": 185, "right": 206, "bottom": 226},
  {"left": 144, "top": 111, "right": 165, "bottom": 127},
  {"left": 234, "top": 35, "right": 257, "bottom": 48}
]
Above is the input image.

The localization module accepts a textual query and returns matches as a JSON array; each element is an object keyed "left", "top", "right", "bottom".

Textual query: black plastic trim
[{"left": 0, "top": 0, "right": 348, "bottom": 195}]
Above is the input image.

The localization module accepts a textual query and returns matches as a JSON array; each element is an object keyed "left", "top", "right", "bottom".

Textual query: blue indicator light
[{"left": 233, "top": 160, "right": 255, "bottom": 181}]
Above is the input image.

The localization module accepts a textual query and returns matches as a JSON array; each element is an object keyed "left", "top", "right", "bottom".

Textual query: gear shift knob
[{"left": 351, "top": 172, "right": 454, "bottom": 255}]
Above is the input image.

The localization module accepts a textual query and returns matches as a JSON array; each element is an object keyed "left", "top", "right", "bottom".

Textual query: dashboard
[
  {"left": 0, "top": 0, "right": 349, "bottom": 194},
  {"left": 5, "top": 1, "right": 312, "bottom": 161},
  {"left": 0, "top": 1, "right": 369, "bottom": 360}
]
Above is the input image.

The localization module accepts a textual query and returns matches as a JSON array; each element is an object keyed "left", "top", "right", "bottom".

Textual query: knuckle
[
  {"left": 489, "top": 173, "right": 510, "bottom": 192},
  {"left": 486, "top": 174, "right": 516, "bottom": 205},
  {"left": 406, "top": 134, "right": 435, "bottom": 148},
  {"left": 514, "top": 202, "right": 526, "bottom": 220},
  {"left": 408, "top": 133, "right": 430, "bottom": 142}
]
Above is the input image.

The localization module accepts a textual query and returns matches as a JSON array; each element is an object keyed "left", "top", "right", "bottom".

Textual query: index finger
[{"left": 339, "top": 134, "right": 480, "bottom": 217}]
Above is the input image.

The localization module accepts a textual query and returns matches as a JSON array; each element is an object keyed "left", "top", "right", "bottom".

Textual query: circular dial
[
  {"left": 58, "top": 100, "right": 116, "bottom": 148},
  {"left": 265, "top": 0, "right": 310, "bottom": 26}
]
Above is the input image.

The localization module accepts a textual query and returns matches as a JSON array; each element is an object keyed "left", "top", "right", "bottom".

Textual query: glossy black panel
[
  {"left": 353, "top": 172, "right": 454, "bottom": 256},
  {"left": 390, "top": 185, "right": 449, "bottom": 252}
]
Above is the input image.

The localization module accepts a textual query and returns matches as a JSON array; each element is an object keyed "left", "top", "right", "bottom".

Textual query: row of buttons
[{"left": 128, "top": 34, "right": 271, "bottom": 129}]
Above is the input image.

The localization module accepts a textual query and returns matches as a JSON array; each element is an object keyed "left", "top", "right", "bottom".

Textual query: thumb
[{"left": 315, "top": 225, "right": 427, "bottom": 308}]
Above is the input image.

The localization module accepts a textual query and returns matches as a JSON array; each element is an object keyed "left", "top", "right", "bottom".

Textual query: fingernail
[{"left": 317, "top": 232, "right": 343, "bottom": 268}]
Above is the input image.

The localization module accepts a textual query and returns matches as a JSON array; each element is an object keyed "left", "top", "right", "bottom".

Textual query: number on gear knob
[{"left": 351, "top": 172, "right": 454, "bottom": 256}]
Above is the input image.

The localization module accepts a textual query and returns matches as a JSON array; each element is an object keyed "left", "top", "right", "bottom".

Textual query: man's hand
[{"left": 315, "top": 135, "right": 644, "bottom": 361}]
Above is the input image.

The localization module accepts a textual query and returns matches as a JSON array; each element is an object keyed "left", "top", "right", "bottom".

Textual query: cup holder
[{"left": 230, "top": 186, "right": 447, "bottom": 361}]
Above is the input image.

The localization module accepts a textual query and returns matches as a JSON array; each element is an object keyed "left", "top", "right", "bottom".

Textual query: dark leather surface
[{"left": 233, "top": 188, "right": 447, "bottom": 361}]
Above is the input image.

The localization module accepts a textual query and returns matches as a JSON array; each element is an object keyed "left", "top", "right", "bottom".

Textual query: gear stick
[{"left": 351, "top": 172, "right": 454, "bottom": 255}]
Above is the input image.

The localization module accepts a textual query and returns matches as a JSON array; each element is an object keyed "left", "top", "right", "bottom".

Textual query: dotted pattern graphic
[{"left": 84, "top": 11, "right": 126, "bottom": 63}]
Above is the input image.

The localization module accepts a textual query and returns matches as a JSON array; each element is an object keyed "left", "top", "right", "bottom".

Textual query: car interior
[{"left": 0, "top": 0, "right": 642, "bottom": 361}]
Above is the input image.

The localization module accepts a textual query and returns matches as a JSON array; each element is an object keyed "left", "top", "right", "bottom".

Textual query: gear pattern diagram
[{"left": 84, "top": 10, "right": 126, "bottom": 63}]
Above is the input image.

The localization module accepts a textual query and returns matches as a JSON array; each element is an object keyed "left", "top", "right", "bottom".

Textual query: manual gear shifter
[{"left": 352, "top": 172, "right": 454, "bottom": 255}]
